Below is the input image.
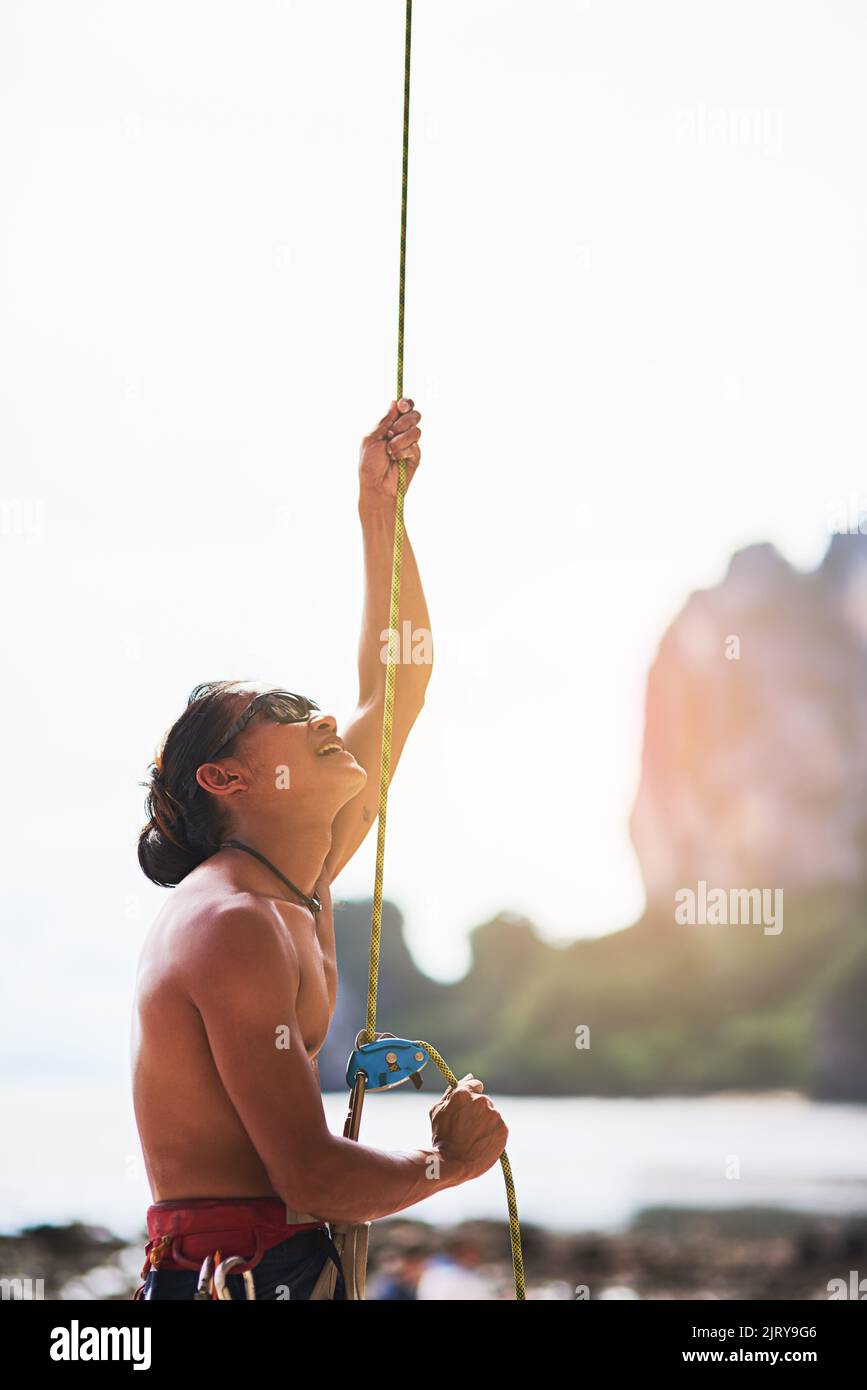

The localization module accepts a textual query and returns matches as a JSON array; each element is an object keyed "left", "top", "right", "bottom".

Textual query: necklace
[{"left": 219, "top": 840, "right": 322, "bottom": 914}]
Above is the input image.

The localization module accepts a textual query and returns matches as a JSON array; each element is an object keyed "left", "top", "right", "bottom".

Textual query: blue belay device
[{"left": 346, "top": 1035, "right": 430, "bottom": 1092}]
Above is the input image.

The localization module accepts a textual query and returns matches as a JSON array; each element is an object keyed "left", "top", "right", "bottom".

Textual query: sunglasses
[{"left": 205, "top": 689, "right": 320, "bottom": 763}]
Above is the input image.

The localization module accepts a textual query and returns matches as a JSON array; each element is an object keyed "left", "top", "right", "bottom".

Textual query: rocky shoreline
[{"left": 2, "top": 1207, "right": 865, "bottom": 1300}]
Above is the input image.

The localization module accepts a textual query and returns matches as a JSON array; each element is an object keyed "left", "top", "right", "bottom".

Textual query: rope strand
[
  {"left": 364, "top": 0, "right": 525, "bottom": 1300},
  {"left": 365, "top": 0, "right": 412, "bottom": 1047}
]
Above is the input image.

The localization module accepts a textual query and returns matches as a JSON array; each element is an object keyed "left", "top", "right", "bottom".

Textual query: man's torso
[{"left": 130, "top": 858, "right": 336, "bottom": 1203}]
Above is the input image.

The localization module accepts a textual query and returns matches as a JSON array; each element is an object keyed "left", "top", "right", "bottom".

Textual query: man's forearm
[
  {"left": 357, "top": 498, "right": 432, "bottom": 708},
  {"left": 298, "top": 1134, "right": 467, "bottom": 1225}
]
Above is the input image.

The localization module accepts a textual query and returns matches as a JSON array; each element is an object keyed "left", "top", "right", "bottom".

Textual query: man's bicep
[{"left": 185, "top": 906, "right": 331, "bottom": 1208}]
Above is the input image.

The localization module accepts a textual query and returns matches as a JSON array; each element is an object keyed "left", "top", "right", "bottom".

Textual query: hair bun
[
  {"left": 138, "top": 681, "right": 247, "bottom": 888},
  {"left": 147, "top": 769, "right": 185, "bottom": 845}
]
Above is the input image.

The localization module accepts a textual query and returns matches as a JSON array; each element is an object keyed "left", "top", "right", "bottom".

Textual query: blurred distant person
[
  {"left": 130, "top": 400, "right": 508, "bottom": 1300},
  {"left": 416, "top": 1235, "right": 498, "bottom": 1300},
  {"left": 370, "top": 1243, "right": 429, "bottom": 1300}
]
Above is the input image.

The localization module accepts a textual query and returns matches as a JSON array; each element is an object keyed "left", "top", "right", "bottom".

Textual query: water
[{"left": 3, "top": 1079, "right": 867, "bottom": 1240}]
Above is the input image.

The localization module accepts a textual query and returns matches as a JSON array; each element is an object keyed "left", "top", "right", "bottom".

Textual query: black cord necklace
[{"left": 219, "top": 839, "right": 322, "bottom": 914}]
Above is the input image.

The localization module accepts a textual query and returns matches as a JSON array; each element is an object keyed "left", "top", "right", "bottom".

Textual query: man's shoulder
[
  {"left": 164, "top": 867, "right": 267, "bottom": 924},
  {"left": 168, "top": 879, "right": 297, "bottom": 972}
]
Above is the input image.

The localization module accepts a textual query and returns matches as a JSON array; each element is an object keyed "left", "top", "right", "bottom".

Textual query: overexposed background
[{"left": 2, "top": 0, "right": 865, "bottom": 1101}]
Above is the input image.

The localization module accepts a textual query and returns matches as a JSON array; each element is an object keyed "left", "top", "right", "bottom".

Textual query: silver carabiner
[
  {"left": 214, "top": 1254, "right": 257, "bottom": 1300},
  {"left": 194, "top": 1254, "right": 215, "bottom": 1300}
]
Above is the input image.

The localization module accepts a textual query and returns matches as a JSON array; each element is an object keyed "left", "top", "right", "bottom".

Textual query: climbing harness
[
  {"left": 344, "top": 0, "right": 526, "bottom": 1301},
  {"left": 131, "top": 1198, "right": 335, "bottom": 1300}
]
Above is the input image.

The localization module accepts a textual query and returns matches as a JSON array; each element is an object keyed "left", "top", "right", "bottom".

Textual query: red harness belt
[{"left": 134, "top": 1197, "right": 324, "bottom": 1295}]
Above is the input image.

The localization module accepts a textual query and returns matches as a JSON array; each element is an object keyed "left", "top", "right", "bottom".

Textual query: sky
[{"left": 2, "top": 0, "right": 866, "bottom": 1082}]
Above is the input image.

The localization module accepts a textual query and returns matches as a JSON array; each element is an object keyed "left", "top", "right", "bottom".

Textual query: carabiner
[{"left": 214, "top": 1255, "right": 257, "bottom": 1300}]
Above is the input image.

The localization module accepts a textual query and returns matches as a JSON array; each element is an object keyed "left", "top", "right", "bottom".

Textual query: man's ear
[{"left": 195, "top": 761, "right": 247, "bottom": 799}]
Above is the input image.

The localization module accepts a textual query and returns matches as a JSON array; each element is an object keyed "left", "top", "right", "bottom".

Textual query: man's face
[{"left": 234, "top": 702, "right": 367, "bottom": 814}]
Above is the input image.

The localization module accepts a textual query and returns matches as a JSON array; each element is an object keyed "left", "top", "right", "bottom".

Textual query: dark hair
[{"left": 138, "top": 681, "right": 253, "bottom": 887}]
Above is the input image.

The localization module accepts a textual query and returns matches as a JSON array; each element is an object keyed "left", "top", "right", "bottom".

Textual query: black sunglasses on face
[{"left": 205, "top": 690, "right": 320, "bottom": 763}]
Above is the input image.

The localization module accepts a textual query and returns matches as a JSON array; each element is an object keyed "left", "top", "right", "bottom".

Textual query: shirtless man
[{"left": 130, "top": 398, "right": 508, "bottom": 1300}]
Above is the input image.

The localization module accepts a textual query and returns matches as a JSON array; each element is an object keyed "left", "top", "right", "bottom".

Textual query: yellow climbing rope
[
  {"left": 363, "top": 0, "right": 525, "bottom": 1301},
  {"left": 412, "top": 1041, "right": 525, "bottom": 1301}
]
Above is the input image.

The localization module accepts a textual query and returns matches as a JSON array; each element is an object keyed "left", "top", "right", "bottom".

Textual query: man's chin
[
  {"left": 324, "top": 751, "right": 364, "bottom": 775},
  {"left": 320, "top": 752, "right": 366, "bottom": 785},
  {"left": 348, "top": 763, "right": 368, "bottom": 793}
]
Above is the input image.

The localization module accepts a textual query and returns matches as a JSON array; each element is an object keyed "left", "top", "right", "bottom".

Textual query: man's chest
[{"left": 277, "top": 881, "right": 338, "bottom": 1055}]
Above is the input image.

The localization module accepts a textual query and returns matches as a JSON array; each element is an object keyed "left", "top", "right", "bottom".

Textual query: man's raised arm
[{"left": 325, "top": 398, "right": 432, "bottom": 883}]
